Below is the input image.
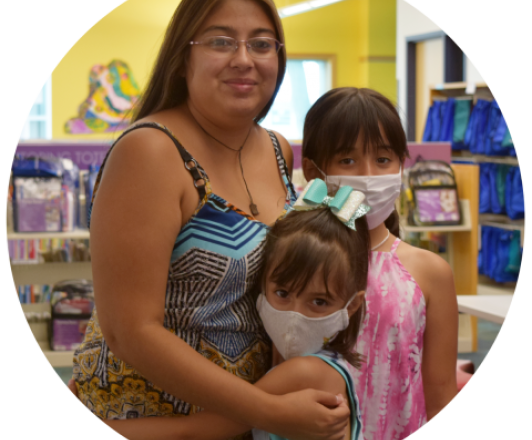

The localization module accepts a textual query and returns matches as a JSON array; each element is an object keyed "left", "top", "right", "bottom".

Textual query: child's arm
[
  {"left": 104, "top": 356, "right": 349, "bottom": 440},
  {"left": 421, "top": 254, "right": 459, "bottom": 419}
]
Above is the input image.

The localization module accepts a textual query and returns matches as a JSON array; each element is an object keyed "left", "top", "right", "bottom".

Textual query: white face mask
[
  {"left": 313, "top": 162, "right": 401, "bottom": 230},
  {"left": 256, "top": 293, "right": 352, "bottom": 360}
]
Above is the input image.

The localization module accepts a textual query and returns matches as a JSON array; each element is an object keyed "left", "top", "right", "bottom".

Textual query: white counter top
[{"left": 457, "top": 294, "right": 513, "bottom": 325}]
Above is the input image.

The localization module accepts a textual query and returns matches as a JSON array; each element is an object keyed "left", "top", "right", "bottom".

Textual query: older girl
[{"left": 302, "top": 87, "right": 459, "bottom": 440}]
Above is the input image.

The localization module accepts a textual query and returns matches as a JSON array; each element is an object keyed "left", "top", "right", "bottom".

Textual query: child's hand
[{"left": 262, "top": 389, "right": 350, "bottom": 440}]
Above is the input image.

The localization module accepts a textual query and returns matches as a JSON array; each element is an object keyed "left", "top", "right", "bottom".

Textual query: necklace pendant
[{"left": 250, "top": 203, "right": 259, "bottom": 216}]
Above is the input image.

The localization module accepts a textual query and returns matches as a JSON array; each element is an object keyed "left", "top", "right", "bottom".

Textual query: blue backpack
[{"left": 505, "top": 166, "right": 524, "bottom": 220}]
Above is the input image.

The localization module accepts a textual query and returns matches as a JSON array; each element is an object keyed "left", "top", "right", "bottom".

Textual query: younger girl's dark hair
[
  {"left": 262, "top": 206, "right": 370, "bottom": 368},
  {"left": 302, "top": 87, "right": 409, "bottom": 236}
]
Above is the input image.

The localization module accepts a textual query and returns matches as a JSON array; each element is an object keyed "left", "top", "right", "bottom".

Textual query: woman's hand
[{"left": 261, "top": 390, "right": 350, "bottom": 440}]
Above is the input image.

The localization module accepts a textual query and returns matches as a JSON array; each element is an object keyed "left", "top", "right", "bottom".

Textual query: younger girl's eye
[
  {"left": 274, "top": 289, "right": 289, "bottom": 299},
  {"left": 377, "top": 157, "right": 391, "bottom": 164},
  {"left": 313, "top": 298, "right": 329, "bottom": 307}
]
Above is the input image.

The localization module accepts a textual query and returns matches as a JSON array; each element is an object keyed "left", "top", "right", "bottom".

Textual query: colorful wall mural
[{"left": 65, "top": 60, "right": 140, "bottom": 134}]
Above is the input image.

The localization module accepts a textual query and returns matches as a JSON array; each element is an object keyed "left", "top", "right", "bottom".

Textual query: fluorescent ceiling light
[
  {"left": 280, "top": 3, "right": 313, "bottom": 17},
  {"left": 279, "top": 0, "right": 346, "bottom": 18},
  {"left": 309, "top": 0, "right": 344, "bottom": 8}
]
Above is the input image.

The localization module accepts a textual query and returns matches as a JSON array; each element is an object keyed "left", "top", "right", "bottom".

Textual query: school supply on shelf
[
  {"left": 12, "top": 157, "right": 63, "bottom": 232},
  {"left": 17, "top": 284, "right": 53, "bottom": 304},
  {"left": 479, "top": 163, "right": 524, "bottom": 219},
  {"left": 8, "top": 238, "right": 91, "bottom": 264},
  {"left": 478, "top": 226, "right": 522, "bottom": 284},
  {"left": 49, "top": 279, "right": 94, "bottom": 351},
  {"left": 406, "top": 160, "right": 461, "bottom": 226},
  {"left": 423, "top": 98, "right": 515, "bottom": 156},
  {"left": 11, "top": 156, "right": 82, "bottom": 232}
]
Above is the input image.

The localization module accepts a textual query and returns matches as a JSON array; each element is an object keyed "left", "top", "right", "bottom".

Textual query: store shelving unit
[
  {"left": 402, "top": 163, "right": 480, "bottom": 352},
  {"left": 12, "top": 230, "right": 91, "bottom": 367},
  {"left": 419, "top": 82, "right": 522, "bottom": 349}
]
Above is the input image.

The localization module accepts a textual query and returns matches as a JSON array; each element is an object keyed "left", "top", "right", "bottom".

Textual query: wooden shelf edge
[
  {"left": 431, "top": 82, "right": 489, "bottom": 91},
  {"left": 452, "top": 153, "right": 519, "bottom": 166},
  {"left": 7, "top": 229, "right": 90, "bottom": 240},
  {"left": 37, "top": 341, "right": 75, "bottom": 368}
]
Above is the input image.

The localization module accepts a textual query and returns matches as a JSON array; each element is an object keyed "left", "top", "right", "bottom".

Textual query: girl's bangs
[{"left": 267, "top": 234, "right": 352, "bottom": 299}]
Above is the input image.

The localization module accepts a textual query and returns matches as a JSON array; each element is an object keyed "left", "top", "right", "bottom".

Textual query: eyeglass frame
[{"left": 189, "top": 36, "right": 284, "bottom": 59}]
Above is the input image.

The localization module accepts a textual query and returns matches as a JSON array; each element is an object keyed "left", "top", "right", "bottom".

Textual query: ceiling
[{"left": 101, "top": 0, "right": 311, "bottom": 29}]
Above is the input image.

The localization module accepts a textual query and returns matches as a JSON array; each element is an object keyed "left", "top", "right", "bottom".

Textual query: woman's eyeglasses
[{"left": 189, "top": 36, "right": 283, "bottom": 59}]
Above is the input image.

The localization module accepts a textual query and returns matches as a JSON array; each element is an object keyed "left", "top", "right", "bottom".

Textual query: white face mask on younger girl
[
  {"left": 313, "top": 163, "right": 402, "bottom": 230},
  {"left": 256, "top": 293, "right": 354, "bottom": 360}
]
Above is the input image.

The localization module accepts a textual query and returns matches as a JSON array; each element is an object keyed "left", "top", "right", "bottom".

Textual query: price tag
[{"left": 465, "top": 82, "right": 476, "bottom": 95}]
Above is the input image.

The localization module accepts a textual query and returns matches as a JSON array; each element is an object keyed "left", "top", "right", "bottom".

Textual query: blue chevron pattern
[{"left": 74, "top": 123, "right": 296, "bottom": 420}]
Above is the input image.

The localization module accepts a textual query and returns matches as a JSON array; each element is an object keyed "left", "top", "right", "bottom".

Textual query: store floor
[{"left": 53, "top": 319, "right": 503, "bottom": 386}]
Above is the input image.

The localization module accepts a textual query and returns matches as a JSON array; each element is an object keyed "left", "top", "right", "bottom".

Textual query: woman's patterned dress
[{"left": 72, "top": 122, "right": 296, "bottom": 423}]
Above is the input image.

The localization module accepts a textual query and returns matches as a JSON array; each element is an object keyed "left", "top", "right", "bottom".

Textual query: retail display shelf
[
  {"left": 477, "top": 282, "right": 514, "bottom": 296},
  {"left": 11, "top": 261, "right": 93, "bottom": 285},
  {"left": 37, "top": 341, "right": 75, "bottom": 368},
  {"left": 401, "top": 199, "right": 471, "bottom": 233},
  {"left": 452, "top": 153, "right": 519, "bottom": 166},
  {"left": 478, "top": 214, "right": 524, "bottom": 246},
  {"left": 432, "top": 82, "right": 488, "bottom": 91},
  {"left": 7, "top": 229, "right": 90, "bottom": 240}
]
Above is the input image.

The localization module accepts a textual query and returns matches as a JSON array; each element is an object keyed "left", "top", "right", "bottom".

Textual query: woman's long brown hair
[{"left": 133, "top": 0, "right": 286, "bottom": 123}]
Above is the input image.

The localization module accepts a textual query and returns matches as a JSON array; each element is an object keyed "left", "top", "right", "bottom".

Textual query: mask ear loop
[{"left": 311, "top": 159, "right": 328, "bottom": 180}]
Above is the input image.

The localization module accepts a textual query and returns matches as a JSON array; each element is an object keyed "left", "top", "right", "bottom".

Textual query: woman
[{"left": 71, "top": 1, "right": 350, "bottom": 439}]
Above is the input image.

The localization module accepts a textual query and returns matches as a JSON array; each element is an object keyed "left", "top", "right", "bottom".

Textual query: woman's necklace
[
  {"left": 371, "top": 228, "right": 390, "bottom": 251},
  {"left": 191, "top": 113, "right": 259, "bottom": 216}
]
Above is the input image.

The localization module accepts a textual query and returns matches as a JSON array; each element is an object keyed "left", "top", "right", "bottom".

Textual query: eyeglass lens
[{"left": 198, "top": 36, "right": 280, "bottom": 58}]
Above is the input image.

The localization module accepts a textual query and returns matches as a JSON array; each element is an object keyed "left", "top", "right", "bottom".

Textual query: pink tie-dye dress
[{"left": 350, "top": 238, "right": 427, "bottom": 440}]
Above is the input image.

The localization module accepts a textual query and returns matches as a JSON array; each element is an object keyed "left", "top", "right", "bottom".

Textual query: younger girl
[
  {"left": 100, "top": 179, "right": 371, "bottom": 440},
  {"left": 302, "top": 87, "right": 459, "bottom": 440}
]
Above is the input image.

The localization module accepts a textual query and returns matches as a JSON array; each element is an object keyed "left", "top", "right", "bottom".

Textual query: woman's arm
[
  {"left": 103, "top": 356, "right": 350, "bottom": 440},
  {"left": 88, "top": 128, "right": 349, "bottom": 440},
  {"left": 418, "top": 252, "right": 459, "bottom": 420}
]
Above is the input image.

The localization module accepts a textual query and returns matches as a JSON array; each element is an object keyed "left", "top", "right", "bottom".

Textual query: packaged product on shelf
[
  {"left": 82, "top": 165, "right": 100, "bottom": 227},
  {"left": 478, "top": 163, "right": 523, "bottom": 218},
  {"left": 478, "top": 226, "right": 522, "bottom": 283},
  {"left": 60, "top": 158, "right": 80, "bottom": 232},
  {"left": 12, "top": 156, "right": 63, "bottom": 232},
  {"left": 49, "top": 280, "right": 94, "bottom": 351},
  {"left": 406, "top": 160, "right": 461, "bottom": 226}
]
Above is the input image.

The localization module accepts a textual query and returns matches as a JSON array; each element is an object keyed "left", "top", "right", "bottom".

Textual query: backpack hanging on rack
[
  {"left": 407, "top": 160, "right": 461, "bottom": 226},
  {"left": 505, "top": 166, "right": 524, "bottom": 220}
]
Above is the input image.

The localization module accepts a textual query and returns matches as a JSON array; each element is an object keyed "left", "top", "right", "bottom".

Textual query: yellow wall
[
  {"left": 51, "top": 0, "right": 178, "bottom": 140},
  {"left": 279, "top": 0, "right": 396, "bottom": 100},
  {"left": 51, "top": 0, "right": 397, "bottom": 139}
]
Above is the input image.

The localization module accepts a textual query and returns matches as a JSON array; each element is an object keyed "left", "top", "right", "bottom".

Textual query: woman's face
[{"left": 186, "top": 0, "right": 279, "bottom": 121}]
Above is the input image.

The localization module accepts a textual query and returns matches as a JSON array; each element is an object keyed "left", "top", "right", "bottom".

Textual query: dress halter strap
[
  {"left": 116, "top": 122, "right": 208, "bottom": 200},
  {"left": 390, "top": 237, "right": 401, "bottom": 254}
]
